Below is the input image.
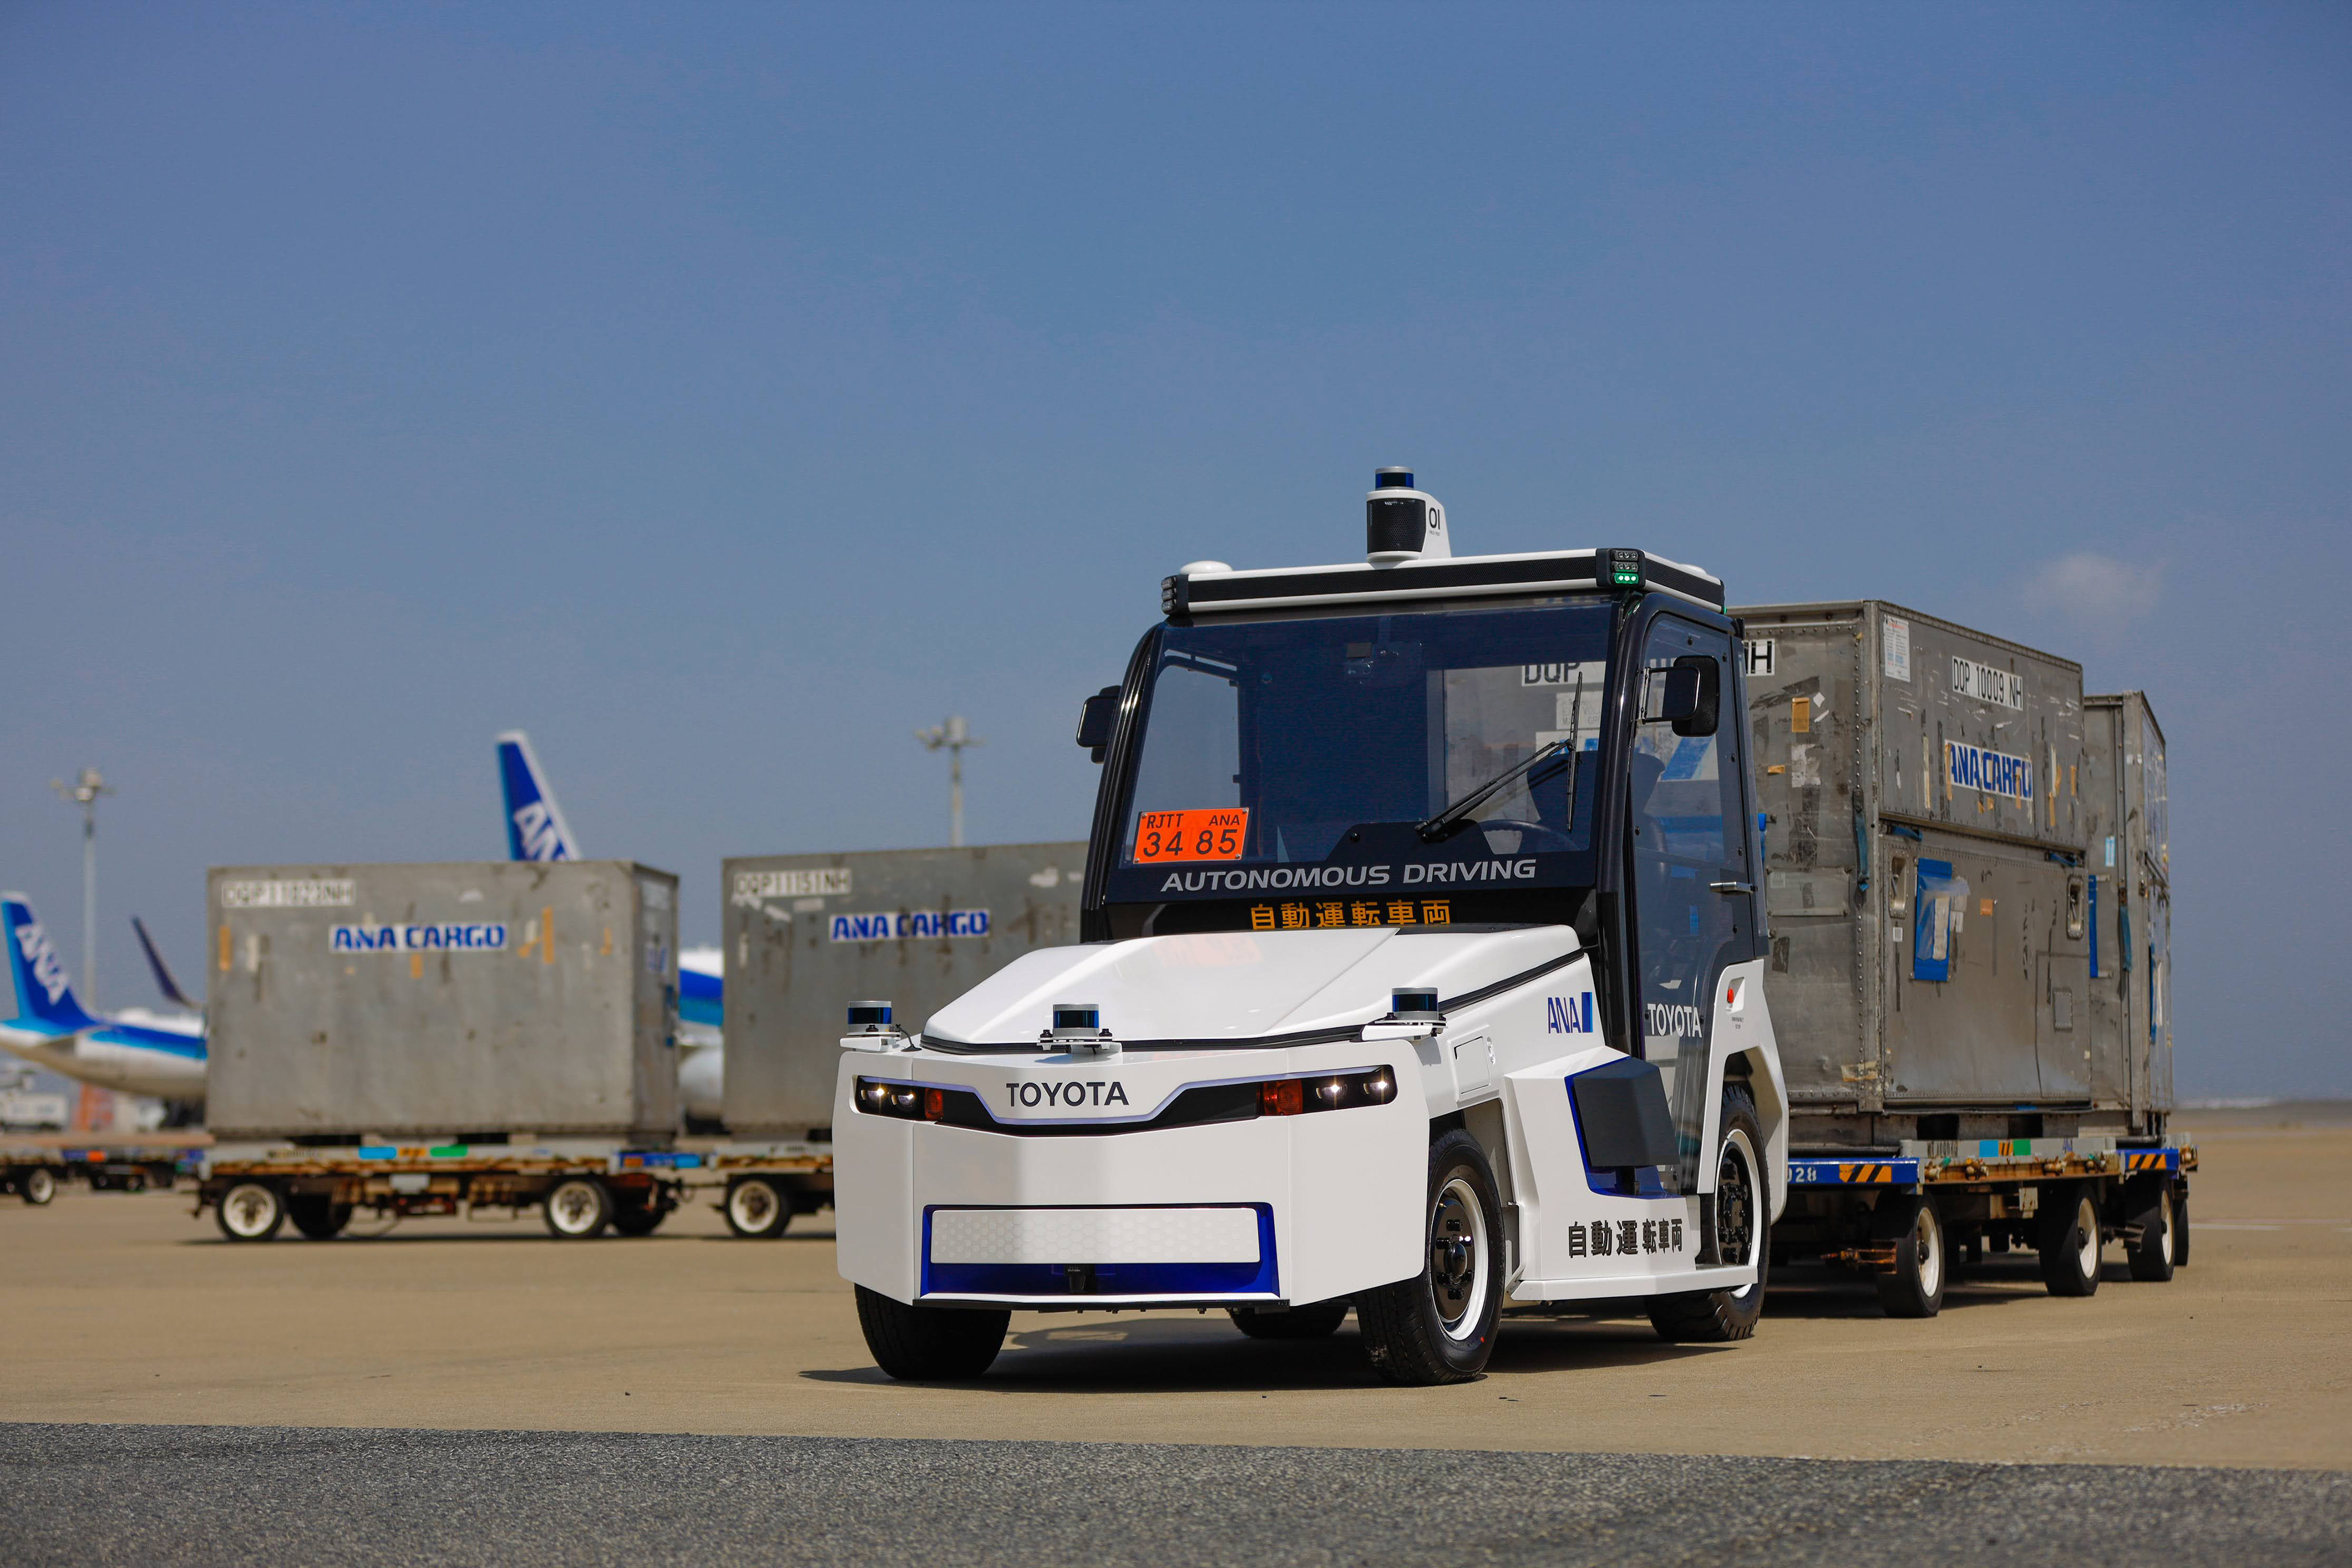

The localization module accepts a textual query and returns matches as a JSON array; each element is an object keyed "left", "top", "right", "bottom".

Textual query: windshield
[{"left": 1105, "top": 601, "right": 1618, "bottom": 921}]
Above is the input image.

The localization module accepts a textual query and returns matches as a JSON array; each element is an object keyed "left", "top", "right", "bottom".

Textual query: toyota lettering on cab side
[{"left": 833, "top": 469, "right": 1786, "bottom": 1384}]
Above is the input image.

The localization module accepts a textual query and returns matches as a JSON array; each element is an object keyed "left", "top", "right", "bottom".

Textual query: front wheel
[
  {"left": 1648, "top": 1084, "right": 1770, "bottom": 1343},
  {"left": 216, "top": 1181, "right": 285, "bottom": 1242},
  {"left": 19, "top": 1166, "right": 57, "bottom": 1206},
  {"left": 2038, "top": 1182, "right": 2103, "bottom": 1296},
  {"left": 542, "top": 1178, "right": 613, "bottom": 1239},
  {"left": 1357, "top": 1129, "right": 1504, "bottom": 1385},
  {"left": 855, "top": 1286, "right": 1009, "bottom": 1380},
  {"left": 1229, "top": 1300, "right": 1350, "bottom": 1340}
]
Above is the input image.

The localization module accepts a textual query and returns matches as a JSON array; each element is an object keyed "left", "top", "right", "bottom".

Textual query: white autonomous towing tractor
[{"left": 835, "top": 469, "right": 1787, "bottom": 1385}]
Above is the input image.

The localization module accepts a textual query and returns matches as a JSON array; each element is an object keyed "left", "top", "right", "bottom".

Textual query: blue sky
[{"left": 3, "top": 4, "right": 2345, "bottom": 1095}]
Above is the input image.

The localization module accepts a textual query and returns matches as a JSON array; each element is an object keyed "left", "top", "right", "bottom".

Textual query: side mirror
[
  {"left": 1644, "top": 658, "right": 1719, "bottom": 736},
  {"left": 1075, "top": 686, "right": 1121, "bottom": 762}
]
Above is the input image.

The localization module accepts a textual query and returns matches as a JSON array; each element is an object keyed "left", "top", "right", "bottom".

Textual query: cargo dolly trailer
[
  {"left": 6, "top": 1141, "right": 197, "bottom": 1203},
  {"left": 195, "top": 1139, "right": 696, "bottom": 1239},
  {"left": 836, "top": 471, "right": 1789, "bottom": 1385},
  {"left": 196, "top": 859, "right": 688, "bottom": 1241},
  {"left": 1738, "top": 606, "right": 2189, "bottom": 1313},
  {"left": 706, "top": 844, "right": 1085, "bottom": 1235}
]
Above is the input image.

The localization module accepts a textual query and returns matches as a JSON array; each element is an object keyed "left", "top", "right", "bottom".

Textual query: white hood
[{"left": 923, "top": 925, "right": 1577, "bottom": 1049}]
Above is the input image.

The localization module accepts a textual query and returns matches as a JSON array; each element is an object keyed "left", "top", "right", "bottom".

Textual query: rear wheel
[
  {"left": 855, "top": 1285, "right": 1009, "bottom": 1380},
  {"left": 1230, "top": 1300, "right": 1350, "bottom": 1340},
  {"left": 2038, "top": 1182, "right": 2103, "bottom": 1296},
  {"left": 288, "top": 1194, "right": 352, "bottom": 1240},
  {"left": 2172, "top": 1183, "right": 2190, "bottom": 1268},
  {"left": 19, "top": 1167, "right": 57, "bottom": 1206},
  {"left": 1871, "top": 1192, "right": 1946, "bottom": 1318},
  {"left": 216, "top": 1182, "right": 285, "bottom": 1242},
  {"left": 542, "top": 1178, "right": 612, "bottom": 1239},
  {"left": 1357, "top": 1130, "right": 1504, "bottom": 1385},
  {"left": 724, "top": 1177, "right": 789, "bottom": 1238},
  {"left": 2124, "top": 1175, "right": 2175, "bottom": 1282},
  {"left": 1649, "top": 1085, "right": 1770, "bottom": 1342}
]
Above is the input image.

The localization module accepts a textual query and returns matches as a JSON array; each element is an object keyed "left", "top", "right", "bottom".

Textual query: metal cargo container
[
  {"left": 1735, "top": 602, "right": 2123, "bottom": 1135},
  {"left": 721, "top": 842, "right": 1086, "bottom": 1136},
  {"left": 2083, "top": 691, "right": 2173, "bottom": 1124},
  {"left": 206, "top": 861, "right": 680, "bottom": 1141}
]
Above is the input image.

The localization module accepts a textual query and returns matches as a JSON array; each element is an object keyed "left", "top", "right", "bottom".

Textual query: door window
[{"left": 1628, "top": 617, "right": 1751, "bottom": 1182}]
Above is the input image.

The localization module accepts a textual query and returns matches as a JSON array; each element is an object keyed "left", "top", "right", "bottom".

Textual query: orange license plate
[{"left": 1134, "top": 808, "right": 1250, "bottom": 864}]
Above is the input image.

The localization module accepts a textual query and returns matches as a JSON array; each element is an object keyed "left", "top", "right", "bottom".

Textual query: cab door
[{"left": 1625, "top": 615, "right": 1757, "bottom": 1183}]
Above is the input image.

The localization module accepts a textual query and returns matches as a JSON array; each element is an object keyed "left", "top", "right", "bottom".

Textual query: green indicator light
[
  {"left": 1612, "top": 568, "right": 1640, "bottom": 585},
  {"left": 429, "top": 1145, "right": 469, "bottom": 1159}
]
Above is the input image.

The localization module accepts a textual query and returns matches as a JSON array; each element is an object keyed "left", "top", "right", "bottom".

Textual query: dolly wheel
[
  {"left": 216, "top": 1181, "right": 285, "bottom": 1242},
  {"left": 2124, "top": 1175, "right": 2176, "bottom": 1283},
  {"left": 1872, "top": 1192, "right": 1946, "bottom": 1318},
  {"left": 19, "top": 1167, "right": 57, "bottom": 1206},
  {"left": 2038, "top": 1182, "right": 2103, "bottom": 1296},
  {"left": 542, "top": 1178, "right": 613, "bottom": 1239},
  {"left": 724, "top": 1177, "right": 789, "bottom": 1238}
]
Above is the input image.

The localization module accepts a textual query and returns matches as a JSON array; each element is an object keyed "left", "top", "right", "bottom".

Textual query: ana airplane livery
[
  {"left": 499, "top": 731, "right": 724, "bottom": 1121},
  {"left": 1, "top": 894, "right": 205, "bottom": 1104}
]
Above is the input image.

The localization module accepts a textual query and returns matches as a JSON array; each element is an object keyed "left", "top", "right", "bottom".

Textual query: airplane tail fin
[
  {"left": 496, "top": 730, "right": 580, "bottom": 862},
  {"left": 2, "top": 894, "right": 102, "bottom": 1034},
  {"left": 131, "top": 915, "right": 198, "bottom": 1011}
]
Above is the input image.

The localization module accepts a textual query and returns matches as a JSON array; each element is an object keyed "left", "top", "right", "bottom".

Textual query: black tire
[
  {"left": 1870, "top": 1192, "right": 1946, "bottom": 1318},
  {"left": 1230, "top": 1299, "right": 1351, "bottom": 1340},
  {"left": 2173, "top": 1182, "right": 2190, "bottom": 1268},
  {"left": 724, "top": 1177, "right": 789, "bottom": 1238},
  {"left": 288, "top": 1195, "right": 352, "bottom": 1241},
  {"left": 2124, "top": 1175, "right": 2176, "bottom": 1282},
  {"left": 610, "top": 1203, "right": 667, "bottom": 1237},
  {"left": 2037, "top": 1181, "right": 2102, "bottom": 1296},
  {"left": 854, "top": 1285, "right": 1010, "bottom": 1380},
  {"left": 542, "top": 1178, "right": 613, "bottom": 1239},
  {"left": 19, "top": 1167, "right": 57, "bottom": 1206},
  {"left": 1649, "top": 1084, "right": 1770, "bottom": 1342},
  {"left": 215, "top": 1181, "right": 285, "bottom": 1242},
  {"left": 1357, "top": 1129, "right": 1504, "bottom": 1385}
]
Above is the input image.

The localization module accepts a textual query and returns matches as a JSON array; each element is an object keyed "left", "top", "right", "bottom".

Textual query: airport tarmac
[{"left": 2, "top": 1104, "right": 2344, "bottom": 1472}]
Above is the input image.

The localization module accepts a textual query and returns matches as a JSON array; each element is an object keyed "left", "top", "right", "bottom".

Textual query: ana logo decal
[
  {"left": 511, "top": 802, "right": 567, "bottom": 862},
  {"left": 1003, "top": 1080, "right": 1131, "bottom": 1110},
  {"left": 1545, "top": 992, "right": 1595, "bottom": 1034},
  {"left": 12, "top": 918, "right": 69, "bottom": 1005}
]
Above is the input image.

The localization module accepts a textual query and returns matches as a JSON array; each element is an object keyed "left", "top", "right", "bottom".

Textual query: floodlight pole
[
  {"left": 49, "top": 767, "right": 114, "bottom": 1007},
  {"left": 915, "top": 717, "right": 983, "bottom": 848}
]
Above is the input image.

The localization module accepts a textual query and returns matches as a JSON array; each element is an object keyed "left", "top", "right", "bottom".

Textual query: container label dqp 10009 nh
[
  {"left": 1949, "top": 656, "right": 2024, "bottom": 710},
  {"left": 329, "top": 924, "right": 508, "bottom": 952},
  {"left": 1945, "top": 741, "right": 2033, "bottom": 804}
]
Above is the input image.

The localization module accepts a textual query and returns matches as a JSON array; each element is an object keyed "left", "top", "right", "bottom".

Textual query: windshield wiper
[{"left": 1417, "top": 738, "right": 1576, "bottom": 842}]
